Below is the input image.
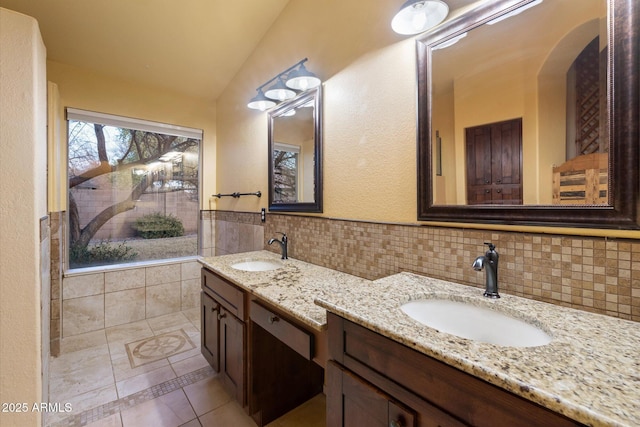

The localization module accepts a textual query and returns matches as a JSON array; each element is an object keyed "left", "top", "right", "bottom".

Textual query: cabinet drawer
[
  {"left": 250, "top": 300, "right": 313, "bottom": 360},
  {"left": 329, "top": 313, "right": 583, "bottom": 427},
  {"left": 202, "top": 268, "right": 245, "bottom": 319}
]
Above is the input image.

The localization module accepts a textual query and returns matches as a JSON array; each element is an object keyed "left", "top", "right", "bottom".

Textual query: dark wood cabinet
[
  {"left": 327, "top": 313, "right": 584, "bottom": 427},
  {"left": 328, "top": 361, "right": 420, "bottom": 427},
  {"left": 201, "top": 268, "right": 247, "bottom": 405},
  {"left": 201, "top": 266, "right": 325, "bottom": 426},
  {"left": 201, "top": 291, "right": 219, "bottom": 371}
]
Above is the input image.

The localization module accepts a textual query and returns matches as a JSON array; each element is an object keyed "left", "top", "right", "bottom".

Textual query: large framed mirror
[
  {"left": 268, "top": 86, "right": 322, "bottom": 212},
  {"left": 417, "top": 0, "right": 639, "bottom": 228}
]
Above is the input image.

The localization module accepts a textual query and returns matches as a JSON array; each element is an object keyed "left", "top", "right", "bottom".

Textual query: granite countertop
[
  {"left": 199, "top": 250, "right": 370, "bottom": 331},
  {"left": 315, "top": 272, "right": 640, "bottom": 427},
  {"left": 199, "top": 252, "right": 639, "bottom": 426}
]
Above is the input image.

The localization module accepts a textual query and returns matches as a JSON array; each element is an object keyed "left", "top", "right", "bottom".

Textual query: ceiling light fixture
[
  {"left": 391, "top": 0, "right": 449, "bottom": 35},
  {"left": 247, "top": 58, "right": 321, "bottom": 111}
]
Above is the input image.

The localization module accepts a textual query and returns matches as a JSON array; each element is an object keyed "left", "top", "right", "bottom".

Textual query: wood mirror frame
[
  {"left": 417, "top": 0, "right": 639, "bottom": 229},
  {"left": 268, "top": 87, "right": 323, "bottom": 213}
]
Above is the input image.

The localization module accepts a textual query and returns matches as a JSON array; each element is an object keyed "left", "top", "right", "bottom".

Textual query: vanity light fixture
[
  {"left": 247, "top": 58, "right": 321, "bottom": 111},
  {"left": 285, "top": 62, "right": 321, "bottom": 91},
  {"left": 265, "top": 77, "right": 297, "bottom": 102},
  {"left": 391, "top": 0, "right": 449, "bottom": 35},
  {"left": 247, "top": 89, "right": 277, "bottom": 111}
]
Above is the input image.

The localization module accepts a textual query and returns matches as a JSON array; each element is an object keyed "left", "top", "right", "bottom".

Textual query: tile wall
[
  {"left": 61, "top": 260, "right": 201, "bottom": 337},
  {"left": 258, "top": 213, "right": 640, "bottom": 322},
  {"left": 50, "top": 211, "right": 64, "bottom": 356},
  {"left": 205, "top": 210, "right": 265, "bottom": 256}
]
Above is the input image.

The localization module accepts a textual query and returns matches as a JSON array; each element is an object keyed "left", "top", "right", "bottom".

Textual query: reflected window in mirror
[
  {"left": 268, "top": 87, "right": 322, "bottom": 212},
  {"left": 417, "top": 0, "right": 639, "bottom": 228}
]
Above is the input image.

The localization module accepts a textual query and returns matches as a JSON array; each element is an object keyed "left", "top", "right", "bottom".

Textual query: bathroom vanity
[
  {"left": 201, "top": 252, "right": 640, "bottom": 427},
  {"left": 199, "top": 251, "right": 369, "bottom": 426},
  {"left": 326, "top": 314, "right": 580, "bottom": 427}
]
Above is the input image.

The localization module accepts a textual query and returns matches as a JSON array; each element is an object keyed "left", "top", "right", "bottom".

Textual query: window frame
[{"left": 65, "top": 108, "right": 203, "bottom": 272}]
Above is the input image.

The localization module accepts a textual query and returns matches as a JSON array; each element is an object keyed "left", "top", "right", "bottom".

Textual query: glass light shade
[
  {"left": 391, "top": 0, "right": 449, "bottom": 35},
  {"left": 264, "top": 78, "right": 297, "bottom": 101},
  {"left": 285, "top": 64, "right": 321, "bottom": 91},
  {"left": 248, "top": 89, "right": 277, "bottom": 111}
]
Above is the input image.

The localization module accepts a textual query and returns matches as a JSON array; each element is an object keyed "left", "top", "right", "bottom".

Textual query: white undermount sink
[
  {"left": 401, "top": 299, "right": 551, "bottom": 347},
  {"left": 231, "top": 259, "right": 284, "bottom": 272}
]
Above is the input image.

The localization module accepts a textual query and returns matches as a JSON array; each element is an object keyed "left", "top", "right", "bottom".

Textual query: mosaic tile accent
[
  {"left": 251, "top": 213, "right": 640, "bottom": 322},
  {"left": 49, "top": 366, "right": 215, "bottom": 427},
  {"left": 126, "top": 329, "right": 196, "bottom": 368}
]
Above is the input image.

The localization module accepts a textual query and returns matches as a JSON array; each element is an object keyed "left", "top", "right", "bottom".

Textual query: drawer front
[
  {"left": 250, "top": 300, "right": 313, "bottom": 360},
  {"left": 202, "top": 268, "right": 245, "bottom": 319},
  {"left": 329, "top": 313, "right": 583, "bottom": 427}
]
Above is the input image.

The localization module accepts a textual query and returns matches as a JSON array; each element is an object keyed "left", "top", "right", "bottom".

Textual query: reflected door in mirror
[{"left": 465, "top": 118, "right": 522, "bottom": 205}]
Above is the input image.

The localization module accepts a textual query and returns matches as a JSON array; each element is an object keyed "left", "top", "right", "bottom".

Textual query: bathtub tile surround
[{"left": 61, "top": 259, "right": 202, "bottom": 337}]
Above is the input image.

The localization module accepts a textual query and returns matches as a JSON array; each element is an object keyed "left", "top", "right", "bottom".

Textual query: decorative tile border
[{"left": 49, "top": 366, "right": 215, "bottom": 427}]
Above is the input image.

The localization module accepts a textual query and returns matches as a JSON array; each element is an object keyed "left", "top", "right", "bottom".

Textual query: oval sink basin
[
  {"left": 401, "top": 299, "right": 551, "bottom": 347},
  {"left": 231, "top": 260, "right": 283, "bottom": 272}
]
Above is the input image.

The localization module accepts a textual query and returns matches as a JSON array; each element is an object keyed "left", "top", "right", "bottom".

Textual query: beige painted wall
[
  {"left": 46, "top": 60, "right": 217, "bottom": 211},
  {"left": 0, "top": 8, "right": 47, "bottom": 426},
  {"left": 214, "top": 0, "right": 417, "bottom": 222}
]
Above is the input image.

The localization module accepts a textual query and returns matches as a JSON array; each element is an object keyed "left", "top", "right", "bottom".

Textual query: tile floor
[{"left": 47, "top": 308, "right": 325, "bottom": 427}]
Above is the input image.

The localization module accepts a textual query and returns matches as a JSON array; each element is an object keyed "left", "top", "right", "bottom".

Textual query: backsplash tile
[{"left": 260, "top": 213, "right": 639, "bottom": 322}]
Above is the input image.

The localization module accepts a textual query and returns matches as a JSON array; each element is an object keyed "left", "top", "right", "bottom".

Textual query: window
[
  {"left": 66, "top": 108, "right": 202, "bottom": 269},
  {"left": 273, "top": 142, "right": 300, "bottom": 203}
]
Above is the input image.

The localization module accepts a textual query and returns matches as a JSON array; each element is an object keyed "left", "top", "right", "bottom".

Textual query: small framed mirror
[{"left": 268, "top": 87, "right": 323, "bottom": 212}]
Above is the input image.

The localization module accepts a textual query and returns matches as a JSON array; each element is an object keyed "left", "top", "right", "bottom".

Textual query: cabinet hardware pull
[
  {"left": 211, "top": 305, "right": 219, "bottom": 313},
  {"left": 217, "top": 312, "right": 226, "bottom": 320},
  {"left": 268, "top": 315, "right": 279, "bottom": 324},
  {"left": 485, "top": 189, "right": 490, "bottom": 194},
  {"left": 390, "top": 420, "right": 403, "bottom": 427},
  {"left": 496, "top": 179, "right": 502, "bottom": 184},
  {"left": 497, "top": 189, "right": 502, "bottom": 193}
]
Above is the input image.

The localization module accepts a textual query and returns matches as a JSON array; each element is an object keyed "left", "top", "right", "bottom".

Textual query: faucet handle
[
  {"left": 484, "top": 242, "right": 496, "bottom": 251},
  {"left": 276, "top": 232, "right": 287, "bottom": 240}
]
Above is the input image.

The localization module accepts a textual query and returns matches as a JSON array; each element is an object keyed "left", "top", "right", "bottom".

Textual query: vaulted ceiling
[
  {"left": 0, "top": 1, "right": 483, "bottom": 103},
  {"left": 0, "top": 0, "right": 290, "bottom": 101}
]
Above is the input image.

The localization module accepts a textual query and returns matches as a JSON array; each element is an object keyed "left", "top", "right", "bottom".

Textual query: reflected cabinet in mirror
[
  {"left": 417, "top": 0, "right": 639, "bottom": 228},
  {"left": 268, "top": 87, "right": 322, "bottom": 212}
]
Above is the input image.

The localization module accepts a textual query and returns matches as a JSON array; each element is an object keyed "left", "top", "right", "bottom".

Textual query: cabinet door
[
  {"left": 219, "top": 308, "right": 245, "bottom": 405},
  {"left": 201, "top": 291, "right": 219, "bottom": 371},
  {"left": 328, "top": 361, "right": 416, "bottom": 427}
]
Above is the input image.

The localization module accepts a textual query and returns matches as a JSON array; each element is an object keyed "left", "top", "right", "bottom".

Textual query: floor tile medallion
[{"left": 126, "top": 329, "right": 195, "bottom": 368}]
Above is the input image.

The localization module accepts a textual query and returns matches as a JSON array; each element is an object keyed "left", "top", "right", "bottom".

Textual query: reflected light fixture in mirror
[
  {"left": 247, "top": 58, "right": 321, "bottom": 111},
  {"left": 392, "top": 0, "right": 449, "bottom": 35}
]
